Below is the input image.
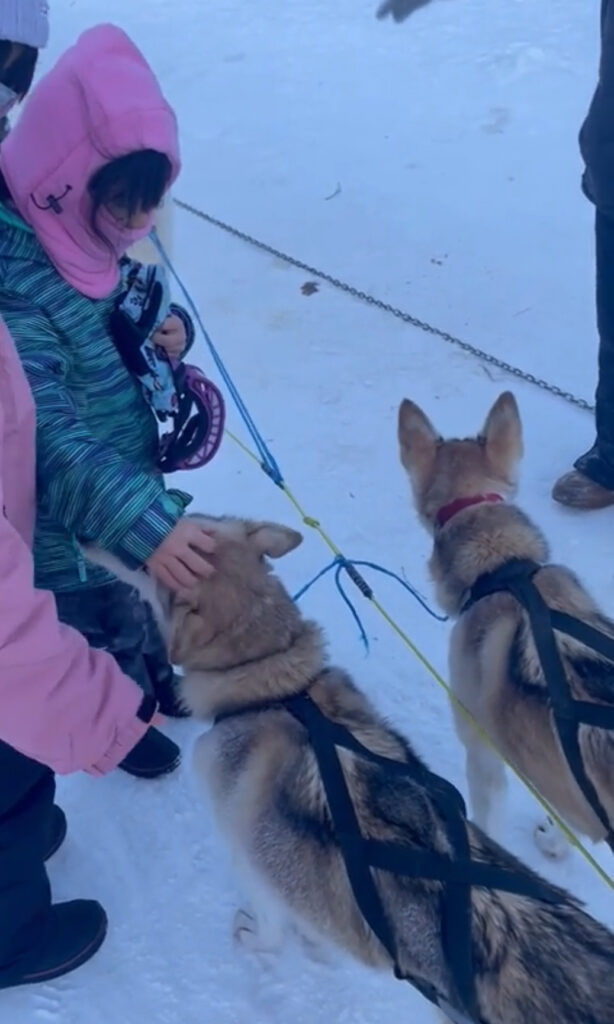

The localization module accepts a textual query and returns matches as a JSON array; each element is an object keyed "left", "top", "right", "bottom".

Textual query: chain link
[{"left": 174, "top": 198, "right": 595, "bottom": 414}]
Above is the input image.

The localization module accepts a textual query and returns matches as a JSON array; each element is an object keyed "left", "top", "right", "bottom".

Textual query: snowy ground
[{"left": 4, "top": 1, "right": 614, "bottom": 1022}]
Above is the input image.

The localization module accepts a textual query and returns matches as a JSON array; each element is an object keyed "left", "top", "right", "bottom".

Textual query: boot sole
[
  {"left": 14, "top": 916, "right": 108, "bottom": 987},
  {"left": 119, "top": 754, "right": 181, "bottom": 779},
  {"left": 552, "top": 493, "right": 614, "bottom": 510}
]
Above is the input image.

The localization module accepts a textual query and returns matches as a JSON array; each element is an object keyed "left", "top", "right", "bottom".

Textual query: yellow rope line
[{"left": 223, "top": 431, "right": 612, "bottom": 888}]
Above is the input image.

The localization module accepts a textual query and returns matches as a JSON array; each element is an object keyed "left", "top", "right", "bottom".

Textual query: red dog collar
[{"left": 435, "top": 493, "right": 503, "bottom": 528}]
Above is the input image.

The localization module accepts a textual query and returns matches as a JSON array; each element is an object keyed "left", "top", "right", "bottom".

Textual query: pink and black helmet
[{"left": 157, "top": 360, "right": 225, "bottom": 473}]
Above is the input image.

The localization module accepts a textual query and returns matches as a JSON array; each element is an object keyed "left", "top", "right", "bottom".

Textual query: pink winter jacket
[{"left": 0, "top": 320, "right": 151, "bottom": 774}]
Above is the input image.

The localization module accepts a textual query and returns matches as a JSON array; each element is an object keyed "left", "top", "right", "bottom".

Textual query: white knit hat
[{"left": 0, "top": 1, "right": 50, "bottom": 48}]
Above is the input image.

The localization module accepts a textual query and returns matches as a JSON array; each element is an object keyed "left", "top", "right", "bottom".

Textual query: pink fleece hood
[{"left": 0, "top": 24, "right": 181, "bottom": 299}]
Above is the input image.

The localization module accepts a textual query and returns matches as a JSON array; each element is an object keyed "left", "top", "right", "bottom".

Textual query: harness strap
[
  {"left": 285, "top": 693, "right": 480, "bottom": 1016},
  {"left": 215, "top": 687, "right": 562, "bottom": 1020},
  {"left": 275, "top": 691, "right": 559, "bottom": 1021},
  {"left": 283, "top": 695, "right": 400, "bottom": 965},
  {"left": 464, "top": 559, "right": 614, "bottom": 845}
]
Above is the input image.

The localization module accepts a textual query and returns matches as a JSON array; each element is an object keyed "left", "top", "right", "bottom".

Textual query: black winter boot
[
  {"left": 0, "top": 901, "right": 107, "bottom": 990},
  {"left": 119, "top": 725, "right": 181, "bottom": 779},
  {"left": 0, "top": 742, "right": 108, "bottom": 990}
]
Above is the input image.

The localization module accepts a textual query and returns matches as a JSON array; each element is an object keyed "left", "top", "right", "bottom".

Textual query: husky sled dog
[
  {"left": 397, "top": 391, "right": 614, "bottom": 860},
  {"left": 87, "top": 518, "right": 613, "bottom": 1024}
]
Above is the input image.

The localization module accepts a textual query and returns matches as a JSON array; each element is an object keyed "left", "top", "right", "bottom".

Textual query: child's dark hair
[
  {"left": 88, "top": 149, "right": 172, "bottom": 230},
  {"left": 0, "top": 41, "right": 39, "bottom": 98},
  {"left": 0, "top": 149, "right": 172, "bottom": 247}
]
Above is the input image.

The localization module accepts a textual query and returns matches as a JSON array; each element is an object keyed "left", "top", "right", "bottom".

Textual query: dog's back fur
[
  {"left": 397, "top": 391, "right": 614, "bottom": 848},
  {"left": 90, "top": 517, "right": 614, "bottom": 1023}
]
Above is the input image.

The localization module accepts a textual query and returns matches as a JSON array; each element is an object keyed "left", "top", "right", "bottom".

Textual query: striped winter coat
[{"left": 0, "top": 204, "right": 192, "bottom": 592}]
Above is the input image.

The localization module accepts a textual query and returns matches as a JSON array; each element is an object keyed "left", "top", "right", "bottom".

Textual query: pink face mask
[
  {"left": 94, "top": 205, "right": 155, "bottom": 260},
  {"left": 33, "top": 197, "right": 157, "bottom": 299}
]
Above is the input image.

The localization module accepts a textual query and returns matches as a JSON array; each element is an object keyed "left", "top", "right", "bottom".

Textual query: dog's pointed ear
[
  {"left": 246, "top": 522, "right": 303, "bottom": 559},
  {"left": 480, "top": 391, "right": 523, "bottom": 477},
  {"left": 398, "top": 398, "right": 440, "bottom": 492}
]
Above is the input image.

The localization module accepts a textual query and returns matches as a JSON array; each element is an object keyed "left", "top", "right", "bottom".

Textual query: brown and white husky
[
  {"left": 398, "top": 390, "right": 614, "bottom": 861},
  {"left": 86, "top": 516, "right": 614, "bottom": 1024}
]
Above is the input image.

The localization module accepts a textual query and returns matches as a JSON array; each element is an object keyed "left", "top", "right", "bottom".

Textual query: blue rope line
[
  {"left": 334, "top": 561, "right": 370, "bottom": 652},
  {"left": 293, "top": 557, "right": 369, "bottom": 650},
  {"left": 293, "top": 556, "right": 448, "bottom": 652},
  {"left": 347, "top": 559, "right": 448, "bottom": 622},
  {"left": 293, "top": 559, "right": 339, "bottom": 602},
  {"left": 150, "top": 229, "right": 284, "bottom": 485},
  {"left": 152, "top": 230, "right": 448, "bottom": 652}
]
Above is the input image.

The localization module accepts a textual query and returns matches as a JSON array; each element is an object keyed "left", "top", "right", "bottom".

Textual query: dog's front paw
[{"left": 534, "top": 817, "right": 569, "bottom": 861}]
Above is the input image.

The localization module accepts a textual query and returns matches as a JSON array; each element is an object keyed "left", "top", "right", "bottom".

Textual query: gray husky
[
  {"left": 88, "top": 516, "right": 614, "bottom": 1024},
  {"left": 398, "top": 391, "right": 614, "bottom": 861}
]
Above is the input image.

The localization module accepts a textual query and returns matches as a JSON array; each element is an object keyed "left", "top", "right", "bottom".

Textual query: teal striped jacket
[{"left": 0, "top": 205, "right": 192, "bottom": 592}]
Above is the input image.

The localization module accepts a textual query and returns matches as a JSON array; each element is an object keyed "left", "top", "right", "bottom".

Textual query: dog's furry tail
[
  {"left": 375, "top": 776, "right": 614, "bottom": 1020},
  {"left": 465, "top": 826, "right": 614, "bottom": 1023}
]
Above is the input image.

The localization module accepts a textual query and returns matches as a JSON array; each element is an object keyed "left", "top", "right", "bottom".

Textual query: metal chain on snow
[{"left": 174, "top": 198, "right": 595, "bottom": 414}]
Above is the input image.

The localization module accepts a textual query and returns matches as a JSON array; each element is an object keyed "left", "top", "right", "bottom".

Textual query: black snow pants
[
  {"left": 0, "top": 741, "right": 54, "bottom": 977},
  {"left": 575, "top": 0, "right": 614, "bottom": 486}
]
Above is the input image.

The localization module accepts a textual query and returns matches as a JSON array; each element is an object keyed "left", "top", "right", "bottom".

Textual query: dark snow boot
[
  {"left": 552, "top": 469, "right": 614, "bottom": 509},
  {"left": 119, "top": 726, "right": 181, "bottom": 779},
  {"left": 0, "top": 901, "right": 107, "bottom": 990}
]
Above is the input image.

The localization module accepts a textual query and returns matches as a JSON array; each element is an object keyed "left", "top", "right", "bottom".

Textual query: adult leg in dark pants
[
  {"left": 0, "top": 741, "right": 106, "bottom": 989},
  {"left": 554, "top": 0, "right": 614, "bottom": 507},
  {"left": 54, "top": 580, "right": 182, "bottom": 778}
]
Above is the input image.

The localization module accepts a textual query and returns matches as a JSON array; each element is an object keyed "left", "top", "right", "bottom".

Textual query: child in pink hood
[
  {"left": 0, "top": 15, "right": 214, "bottom": 989},
  {"left": 0, "top": 21, "right": 217, "bottom": 767}
]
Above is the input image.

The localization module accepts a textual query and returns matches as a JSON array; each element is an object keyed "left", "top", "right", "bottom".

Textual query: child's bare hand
[
  {"left": 153, "top": 314, "right": 186, "bottom": 359},
  {"left": 146, "top": 519, "right": 216, "bottom": 591}
]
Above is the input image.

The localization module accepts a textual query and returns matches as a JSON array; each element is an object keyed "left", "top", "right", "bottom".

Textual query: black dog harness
[
  {"left": 462, "top": 557, "right": 614, "bottom": 850},
  {"left": 215, "top": 685, "right": 562, "bottom": 1023}
]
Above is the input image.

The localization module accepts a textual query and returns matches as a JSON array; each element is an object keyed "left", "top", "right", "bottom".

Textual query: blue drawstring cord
[
  {"left": 149, "top": 229, "right": 448, "bottom": 652},
  {"left": 293, "top": 556, "right": 448, "bottom": 652},
  {"left": 150, "top": 229, "right": 284, "bottom": 486}
]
